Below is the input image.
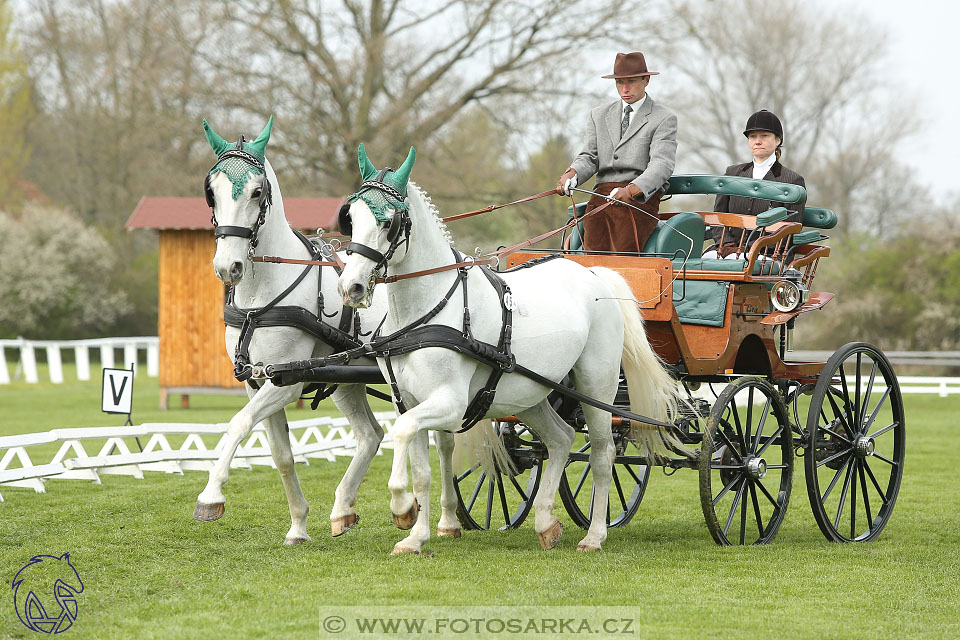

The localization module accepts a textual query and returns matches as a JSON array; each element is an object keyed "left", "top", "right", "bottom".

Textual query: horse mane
[{"left": 407, "top": 182, "right": 454, "bottom": 247}]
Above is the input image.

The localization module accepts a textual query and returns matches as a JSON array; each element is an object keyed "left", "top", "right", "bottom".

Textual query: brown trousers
[{"left": 582, "top": 182, "right": 662, "bottom": 253}]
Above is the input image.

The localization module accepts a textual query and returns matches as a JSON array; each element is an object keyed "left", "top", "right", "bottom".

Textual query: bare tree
[
  {"left": 22, "top": 0, "right": 220, "bottom": 225},
  {"left": 213, "top": 0, "right": 646, "bottom": 195},
  {"left": 648, "top": 0, "right": 923, "bottom": 235}
]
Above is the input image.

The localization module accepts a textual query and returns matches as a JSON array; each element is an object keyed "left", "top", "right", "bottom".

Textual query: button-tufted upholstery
[
  {"left": 800, "top": 207, "right": 837, "bottom": 229},
  {"left": 665, "top": 174, "right": 806, "bottom": 206}
]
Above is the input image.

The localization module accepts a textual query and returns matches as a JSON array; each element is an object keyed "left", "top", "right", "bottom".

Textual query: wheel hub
[
  {"left": 855, "top": 435, "right": 875, "bottom": 458},
  {"left": 744, "top": 456, "right": 767, "bottom": 480}
]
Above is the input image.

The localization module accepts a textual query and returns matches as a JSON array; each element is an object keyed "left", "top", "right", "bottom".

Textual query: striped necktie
[{"left": 620, "top": 104, "right": 632, "bottom": 138}]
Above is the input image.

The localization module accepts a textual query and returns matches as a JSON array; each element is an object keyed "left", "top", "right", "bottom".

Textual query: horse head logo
[{"left": 12, "top": 553, "right": 84, "bottom": 634}]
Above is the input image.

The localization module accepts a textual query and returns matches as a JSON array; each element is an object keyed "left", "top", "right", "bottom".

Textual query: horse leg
[
  {"left": 434, "top": 430, "right": 462, "bottom": 538},
  {"left": 195, "top": 381, "right": 302, "bottom": 522},
  {"left": 516, "top": 402, "right": 575, "bottom": 550},
  {"left": 391, "top": 429, "right": 433, "bottom": 554},
  {"left": 329, "top": 384, "right": 384, "bottom": 536},
  {"left": 575, "top": 406, "right": 615, "bottom": 551},
  {"left": 387, "top": 392, "right": 464, "bottom": 554},
  {"left": 260, "top": 410, "right": 311, "bottom": 545}
]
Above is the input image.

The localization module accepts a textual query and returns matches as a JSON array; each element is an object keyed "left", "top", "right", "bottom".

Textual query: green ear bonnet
[
  {"left": 346, "top": 144, "right": 417, "bottom": 223},
  {"left": 203, "top": 116, "right": 274, "bottom": 200}
]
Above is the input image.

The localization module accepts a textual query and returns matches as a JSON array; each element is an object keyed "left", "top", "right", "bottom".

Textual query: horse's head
[
  {"left": 338, "top": 143, "right": 416, "bottom": 308},
  {"left": 203, "top": 116, "right": 275, "bottom": 286}
]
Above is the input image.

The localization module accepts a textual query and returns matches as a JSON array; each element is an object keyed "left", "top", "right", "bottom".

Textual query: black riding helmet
[{"left": 743, "top": 109, "right": 783, "bottom": 140}]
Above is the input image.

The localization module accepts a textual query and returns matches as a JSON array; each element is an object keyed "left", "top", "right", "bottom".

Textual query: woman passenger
[{"left": 705, "top": 110, "right": 805, "bottom": 258}]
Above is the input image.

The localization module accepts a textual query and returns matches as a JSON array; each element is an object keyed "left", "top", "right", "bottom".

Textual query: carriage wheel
[
  {"left": 699, "top": 377, "right": 793, "bottom": 545},
  {"left": 454, "top": 422, "right": 543, "bottom": 531},
  {"left": 804, "top": 343, "right": 905, "bottom": 542},
  {"left": 558, "top": 425, "right": 650, "bottom": 529}
]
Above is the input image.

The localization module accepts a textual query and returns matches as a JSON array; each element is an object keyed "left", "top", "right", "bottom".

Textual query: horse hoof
[
  {"left": 193, "top": 502, "right": 225, "bottom": 522},
  {"left": 537, "top": 520, "right": 563, "bottom": 550},
  {"left": 284, "top": 535, "right": 311, "bottom": 546},
  {"left": 331, "top": 514, "right": 359, "bottom": 537},
  {"left": 437, "top": 528, "right": 462, "bottom": 538},
  {"left": 576, "top": 543, "right": 602, "bottom": 552},
  {"left": 392, "top": 499, "right": 419, "bottom": 530},
  {"left": 390, "top": 545, "right": 420, "bottom": 555}
]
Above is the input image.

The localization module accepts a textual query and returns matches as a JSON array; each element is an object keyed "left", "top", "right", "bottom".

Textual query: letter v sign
[{"left": 102, "top": 367, "right": 134, "bottom": 415}]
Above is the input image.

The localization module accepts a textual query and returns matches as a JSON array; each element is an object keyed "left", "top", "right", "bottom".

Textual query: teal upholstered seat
[
  {"left": 673, "top": 258, "right": 781, "bottom": 276},
  {"left": 643, "top": 213, "right": 705, "bottom": 259},
  {"left": 665, "top": 174, "right": 806, "bottom": 206},
  {"left": 674, "top": 280, "right": 730, "bottom": 327}
]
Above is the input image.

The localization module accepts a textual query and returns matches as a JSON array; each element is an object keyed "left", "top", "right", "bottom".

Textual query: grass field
[{"left": 1, "top": 367, "right": 958, "bottom": 639}]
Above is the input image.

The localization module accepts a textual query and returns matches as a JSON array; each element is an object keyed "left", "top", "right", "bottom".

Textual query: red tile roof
[{"left": 125, "top": 196, "right": 345, "bottom": 231}]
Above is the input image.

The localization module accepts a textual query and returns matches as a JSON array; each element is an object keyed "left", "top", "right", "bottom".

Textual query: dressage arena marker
[{"left": 0, "top": 413, "right": 399, "bottom": 502}]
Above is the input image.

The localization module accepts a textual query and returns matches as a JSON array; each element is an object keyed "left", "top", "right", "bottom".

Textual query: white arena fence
[
  {"left": 0, "top": 336, "right": 159, "bottom": 384},
  {"left": 0, "top": 413, "right": 399, "bottom": 502}
]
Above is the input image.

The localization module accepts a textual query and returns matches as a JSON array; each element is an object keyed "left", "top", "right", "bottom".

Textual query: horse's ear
[
  {"left": 202, "top": 119, "right": 229, "bottom": 155},
  {"left": 358, "top": 143, "right": 378, "bottom": 181},
  {"left": 249, "top": 115, "right": 274, "bottom": 156},
  {"left": 393, "top": 146, "right": 417, "bottom": 190}
]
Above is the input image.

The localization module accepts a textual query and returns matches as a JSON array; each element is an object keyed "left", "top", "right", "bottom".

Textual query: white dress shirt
[{"left": 752, "top": 153, "right": 776, "bottom": 179}]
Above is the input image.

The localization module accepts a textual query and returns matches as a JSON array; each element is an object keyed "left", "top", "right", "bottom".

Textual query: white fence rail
[
  {"left": 0, "top": 336, "right": 159, "bottom": 385},
  {"left": 0, "top": 412, "right": 399, "bottom": 502}
]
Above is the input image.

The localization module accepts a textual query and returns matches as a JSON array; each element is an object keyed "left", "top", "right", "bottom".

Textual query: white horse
[
  {"left": 195, "top": 117, "right": 391, "bottom": 544},
  {"left": 337, "top": 145, "right": 682, "bottom": 553}
]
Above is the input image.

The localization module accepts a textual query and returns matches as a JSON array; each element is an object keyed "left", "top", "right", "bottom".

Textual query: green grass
[{"left": 1, "top": 369, "right": 958, "bottom": 639}]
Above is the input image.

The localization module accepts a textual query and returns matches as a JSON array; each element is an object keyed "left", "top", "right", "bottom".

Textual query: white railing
[
  {"left": 0, "top": 412, "right": 399, "bottom": 502},
  {"left": 0, "top": 336, "right": 159, "bottom": 385},
  {"left": 889, "top": 377, "right": 960, "bottom": 397}
]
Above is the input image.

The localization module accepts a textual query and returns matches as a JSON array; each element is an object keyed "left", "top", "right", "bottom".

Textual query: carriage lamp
[{"left": 770, "top": 280, "right": 809, "bottom": 313}]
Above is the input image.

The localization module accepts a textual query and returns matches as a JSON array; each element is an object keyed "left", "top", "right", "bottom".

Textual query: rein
[{"left": 252, "top": 193, "right": 614, "bottom": 281}]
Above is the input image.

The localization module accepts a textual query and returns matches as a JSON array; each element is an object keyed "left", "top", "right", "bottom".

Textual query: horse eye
[{"left": 251, "top": 187, "right": 262, "bottom": 199}]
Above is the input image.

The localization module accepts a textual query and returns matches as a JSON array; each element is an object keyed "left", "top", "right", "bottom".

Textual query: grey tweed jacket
[{"left": 569, "top": 94, "right": 678, "bottom": 201}]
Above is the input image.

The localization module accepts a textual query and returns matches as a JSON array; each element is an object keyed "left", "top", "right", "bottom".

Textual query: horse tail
[
  {"left": 589, "top": 267, "right": 692, "bottom": 457},
  {"left": 454, "top": 420, "right": 515, "bottom": 482}
]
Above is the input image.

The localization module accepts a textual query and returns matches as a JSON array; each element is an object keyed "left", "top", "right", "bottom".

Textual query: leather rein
[{"left": 252, "top": 191, "right": 614, "bottom": 281}]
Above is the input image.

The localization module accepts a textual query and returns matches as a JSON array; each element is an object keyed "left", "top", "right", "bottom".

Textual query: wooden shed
[{"left": 125, "top": 196, "right": 343, "bottom": 408}]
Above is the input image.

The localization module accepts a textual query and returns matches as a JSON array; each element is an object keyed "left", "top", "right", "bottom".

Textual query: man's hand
[
  {"left": 610, "top": 183, "right": 641, "bottom": 203},
  {"left": 556, "top": 168, "right": 577, "bottom": 196}
]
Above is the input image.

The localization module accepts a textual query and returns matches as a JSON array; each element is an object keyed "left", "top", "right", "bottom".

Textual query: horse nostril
[
  {"left": 229, "top": 261, "right": 243, "bottom": 281},
  {"left": 348, "top": 283, "right": 364, "bottom": 300}
]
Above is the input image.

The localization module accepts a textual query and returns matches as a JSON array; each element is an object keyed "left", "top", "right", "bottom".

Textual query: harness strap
[
  {"left": 458, "top": 266, "right": 514, "bottom": 431},
  {"left": 228, "top": 232, "right": 330, "bottom": 381},
  {"left": 345, "top": 241, "right": 386, "bottom": 265},
  {"left": 365, "top": 325, "right": 675, "bottom": 430},
  {"left": 214, "top": 225, "right": 254, "bottom": 239}
]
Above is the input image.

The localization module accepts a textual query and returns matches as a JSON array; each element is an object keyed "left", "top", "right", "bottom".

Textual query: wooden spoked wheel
[
  {"left": 557, "top": 424, "right": 650, "bottom": 529},
  {"left": 699, "top": 377, "right": 794, "bottom": 545},
  {"left": 804, "top": 343, "right": 905, "bottom": 542},
  {"left": 454, "top": 422, "right": 543, "bottom": 531}
]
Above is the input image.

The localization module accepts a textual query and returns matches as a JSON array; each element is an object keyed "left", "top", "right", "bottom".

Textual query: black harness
[
  {"left": 205, "top": 144, "right": 370, "bottom": 403},
  {"left": 264, "top": 179, "right": 676, "bottom": 432},
  {"left": 223, "top": 230, "right": 364, "bottom": 385}
]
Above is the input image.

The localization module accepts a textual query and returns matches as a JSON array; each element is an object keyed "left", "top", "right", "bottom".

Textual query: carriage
[
  {"left": 200, "top": 120, "right": 903, "bottom": 550},
  {"left": 448, "top": 174, "right": 905, "bottom": 546}
]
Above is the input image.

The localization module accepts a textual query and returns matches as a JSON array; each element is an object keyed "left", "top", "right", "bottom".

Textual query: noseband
[{"left": 205, "top": 134, "right": 273, "bottom": 259}]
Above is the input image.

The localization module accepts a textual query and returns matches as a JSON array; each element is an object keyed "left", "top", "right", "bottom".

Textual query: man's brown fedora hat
[{"left": 601, "top": 52, "right": 659, "bottom": 78}]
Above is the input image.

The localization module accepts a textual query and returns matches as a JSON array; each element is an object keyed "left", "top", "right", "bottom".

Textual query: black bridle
[
  {"left": 337, "top": 170, "right": 412, "bottom": 276},
  {"left": 204, "top": 134, "right": 274, "bottom": 258}
]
